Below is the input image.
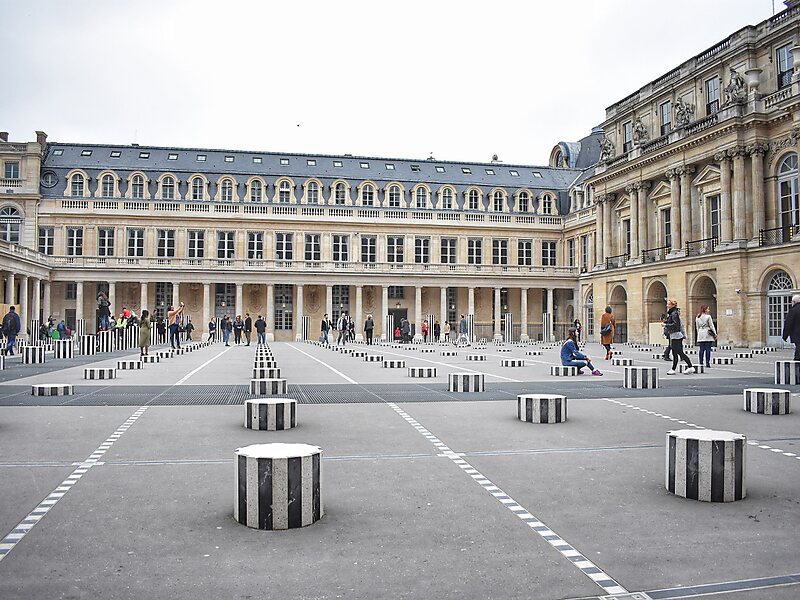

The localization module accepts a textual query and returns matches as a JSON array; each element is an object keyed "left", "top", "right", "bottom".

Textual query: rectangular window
[
  {"left": 187, "top": 230, "right": 204, "bottom": 258},
  {"left": 332, "top": 284, "right": 350, "bottom": 313},
  {"left": 447, "top": 287, "right": 457, "bottom": 324},
  {"left": 517, "top": 239, "right": 533, "bottom": 266},
  {"left": 708, "top": 195, "right": 720, "bottom": 240},
  {"left": 414, "top": 237, "right": 430, "bottom": 264},
  {"left": 253, "top": 157, "right": 262, "bottom": 164},
  {"left": 777, "top": 43, "right": 794, "bottom": 89},
  {"left": 581, "top": 235, "right": 589, "bottom": 270},
  {"left": 440, "top": 237, "right": 456, "bottom": 264},
  {"left": 660, "top": 101, "right": 671, "bottom": 136},
  {"left": 623, "top": 220, "right": 632, "bottom": 256},
  {"left": 81, "top": 150, "right": 92, "bottom": 157},
  {"left": 196, "top": 154, "right": 206, "bottom": 162},
  {"left": 304, "top": 233, "right": 320, "bottom": 262},
  {"left": 541, "top": 240, "right": 557, "bottom": 267},
  {"left": 387, "top": 236, "right": 404, "bottom": 263},
  {"left": 138, "top": 152, "right": 150, "bottom": 159},
  {"left": 361, "top": 235, "right": 376, "bottom": 263},
  {"left": 65, "top": 282, "right": 77, "bottom": 300},
  {"left": 66, "top": 227, "right": 83, "bottom": 256},
  {"left": 247, "top": 231, "right": 263, "bottom": 260},
  {"left": 127, "top": 228, "right": 144, "bottom": 257},
  {"left": 410, "top": 165, "right": 420, "bottom": 172},
  {"left": 157, "top": 229, "right": 175, "bottom": 258},
  {"left": 307, "top": 159, "right": 316, "bottom": 166},
  {"left": 388, "top": 285, "right": 404, "bottom": 299},
  {"left": 155, "top": 282, "right": 174, "bottom": 320},
  {"left": 705, "top": 77, "right": 720, "bottom": 115},
  {"left": 98, "top": 227, "right": 115, "bottom": 257},
  {"left": 663, "top": 208, "right": 672, "bottom": 248},
  {"left": 217, "top": 231, "right": 235, "bottom": 259},
  {"left": 467, "top": 238, "right": 482, "bottom": 265},
  {"left": 623, "top": 121, "right": 633, "bottom": 153},
  {"left": 39, "top": 227, "right": 54, "bottom": 255},
  {"left": 275, "top": 232, "right": 293, "bottom": 261},
  {"left": 168, "top": 153, "right": 178, "bottom": 160},
  {"left": 274, "top": 284, "right": 293, "bottom": 330},
  {"left": 71, "top": 177, "right": 84, "bottom": 196},
  {"left": 4, "top": 161, "right": 20, "bottom": 179},
  {"left": 435, "top": 166, "right": 445, "bottom": 173},
  {"left": 509, "top": 170, "right": 519, "bottom": 177},
  {"left": 492, "top": 239, "right": 508, "bottom": 265},
  {"left": 110, "top": 151, "right": 121, "bottom": 158},
  {"left": 280, "top": 158, "right": 290, "bottom": 165},
  {"left": 333, "top": 160, "right": 342, "bottom": 168},
  {"left": 332, "top": 234, "right": 349, "bottom": 262},
  {"left": 567, "top": 238, "right": 575, "bottom": 268},
  {"left": 161, "top": 177, "right": 175, "bottom": 200},
  {"left": 224, "top": 156, "right": 234, "bottom": 163},
  {"left": 385, "top": 163, "right": 395, "bottom": 170},
  {"left": 462, "top": 167, "right": 471, "bottom": 174},
  {"left": 360, "top": 162, "right": 369, "bottom": 169}
]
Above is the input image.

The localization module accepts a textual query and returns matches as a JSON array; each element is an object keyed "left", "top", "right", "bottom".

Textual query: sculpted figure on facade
[
  {"left": 599, "top": 137, "right": 615, "bottom": 161},
  {"left": 632, "top": 117, "right": 649, "bottom": 145},
  {"left": 674, "top": 97, "right": 695, "bottom": 127},
  {"left": 723, "top": 68, "right": 747, "bottom": 106}
]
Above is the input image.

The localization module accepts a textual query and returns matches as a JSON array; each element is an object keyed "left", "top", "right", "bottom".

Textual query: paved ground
[{"left": 0, "top": 339, "right": 798, "bottom": 599}]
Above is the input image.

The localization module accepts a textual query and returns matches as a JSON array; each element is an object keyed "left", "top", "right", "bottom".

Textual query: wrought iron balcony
[
  {"left": 759, "top": 224, "right": 796, "bottom": 247},
  {"left": 685, "top": 237, "right": 718, "bottom": 257},
  {"left": 605, "top": 253, "right": 629, "bottom": 270},
  {"left": 641, "top": 245, "right": 671, "bottom": 264}
]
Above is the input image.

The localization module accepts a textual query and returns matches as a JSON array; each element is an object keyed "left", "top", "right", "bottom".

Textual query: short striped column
[
  {"left": 501, "top": 359, "right": 524, "bottom": 367},
  {"left": 735, "top": 352, "right": 753, "bottom": 359},
  {"left": 550, "top": 366, "right": 578, "bottom": 376},
  {"left": 250, "top": 378, "right": 288, "bottom": 396},
  {"left": 712, "top": 357, "right": 734, "bottom": 365},
  {"left": 517, "top": 394, "right": 567, "bottom": 424},
  {"left": 253, "top": 367, "right": 281, "bottom": 379},
  {"left": 0, "top": 355, "right": 4, "bottom": 370},
  {"left": 364, "top": 355, "right": 384, "bottom": 362},
  {"left": 383, "top": 359, "right": 406, "bottom": 368},
  {"left": 448, "top": 372, "right": 484, "bottom": 392},
  {"left": 254, "top": 360, "right": 279, "bottom": 369},
  {"left": 32, "top": 384, "right": 72, "bottom": 396},
  {"left": 117, "top": 360, "right": 143, "bottom": 370},
  {"left": 441, "top": 351, "right": 458, "bottom": 357},
  {"left": 85, "top": 367, "right": 116, "bottom": 380},
  {"left": 244, "top": 399, "right": 297, "bottom": 431},
  {"left": 408, "top": 367, "right": 436, "bottom": 378},
  {"left": 624, "top": 366, "right": 659, "bottom": 389},
  {"left": 97, "top": 330, "right": 114, "bottom": 353},
  {"left": 525, "top": 350, "right": 542, "bottom": 356},
  {"left": 775, "top": 361, "right": 800, "bottom": 385},
  {"left": 157, "top": 350, "right": 173, "bottom": 359},
  {"left": 234, "top": 443, "right": 322, "bottom": 530},
  {"left": 612, "top": 358, "right": 633, "bottom": 366},
  {"left": 141, "top": 355, "right": 160, "bottom": 363},
  {"left": 497, "top": 348, "right": 511, "bottom": 353},
  {"left": 420, "top": 348, "right": 436, "bottom": 354},
  {"left": 350, "top": 350, "right": 366, "bottom": 358},
  {"left": 466, "top": 354, "right": 486, "bottom": 361},
  {"left": 22, "top": 346, "right": 45, "bottom": 364},
  {"left": 743, "top": 388, "right": 791, "bottom": 415},
  {"left": 666, "top": 429, "right": 746, "bottom": 502},
  {"left": 53, "top": 339, "right": 74, "bottom": 359},
  {"left": 680, "top": 364, "right": 703, "bottom": 374}
]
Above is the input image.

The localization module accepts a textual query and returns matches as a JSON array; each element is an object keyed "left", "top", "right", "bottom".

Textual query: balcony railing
[
  {"left": 641, "top": 245, "right": 670, "bottom": 264},
  {"left": 605, "top": 253, "right": 628, "bottom": 270},
  {"left": 759, "top": 224, "right": 796, "bottom": 246},
  {"left": 685, "top": 236, "right": 718, "bottom": 257}
]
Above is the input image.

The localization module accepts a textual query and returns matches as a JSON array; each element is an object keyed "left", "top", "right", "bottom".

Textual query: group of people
[
  {"left": 209, "top": 313, "right": 268, "bottom": 346},
  {"left": 320, "top": 312, "right": 360, "bottom": 346}
]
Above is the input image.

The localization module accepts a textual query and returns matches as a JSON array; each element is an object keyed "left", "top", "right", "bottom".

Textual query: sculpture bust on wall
[
  {"left": 599, "top": 137, "right": 615, "bottom": 161},
  {"left": 632, "top": 117, "right": 649, "bottom": 145},
  {"left": 674, "top": 98, "right": 695, "bottom": 127},
  {"left": 723, "top": 68, "right": 747, "bottom": 106}
]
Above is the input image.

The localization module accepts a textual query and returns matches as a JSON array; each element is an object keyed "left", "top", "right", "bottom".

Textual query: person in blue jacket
[{"left": 560, "top": 328, "right": 602, "bottom": 375}]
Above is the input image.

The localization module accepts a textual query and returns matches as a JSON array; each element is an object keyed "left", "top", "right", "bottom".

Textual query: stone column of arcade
[
  {"left": 413, "top": 286, "right": 423, "bottom": 343},
  {"left": 202, "top": 283, "right": 210, "bottom": 338},
  {"left": 520, "top": 287, "right": 529, "bottom": 342},
  {"left": 493, "top": 287, "right": 502, "bottom": 342},
  {"left": 266, "top": 284, "right": 275, "bottom": 342},
  {"left": 355, "top": 285, "right": 363, "bottom": 342}
]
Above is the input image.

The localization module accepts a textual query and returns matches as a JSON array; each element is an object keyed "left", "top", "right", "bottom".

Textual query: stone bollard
[
  {"left": 526, "top": 350, "right": 543, "bottom": 356},
  {"left": 234, "top": 443, "right": 322, "bottom": 530},
  {"left": 85, "top": 368, "right": 115, "bottom": 380},
  {"left": 466, "top": 354, "right": 486, "bottom": 361},
  {"left": 441, "top": 350, "right": 458, "bottom": 357},
  {"left": 448, "top": 372, "right": 484, "bottom": 392},
  {"left": 53, "top": 339, "right": 74, "bottom": 359},
  {"left": 383, "top": 360, "right": 406, "bottom": 368},
  {"left": 408, "top": 367, "right": 437, "bottom": 378},
  {"left": 253, "top": 368, "right": 281, "bottom": 379},
  {"left": 518, "top": 394, "right": 567, "bottom": 424},
  {"left": 501, "top": 359, "right": 525, "bottom": 367},
  {"left": 712, "top": 357, "right": 734, "bottom": 365},
  {"left": 32, "top": 384, "right": 73, "bottom": 396},
  {"left": 744, "top": 388, "right": 791, "bottom": 415},
  {"left": 550, "top": 366, "right": 578, "bottom": 376},
  {"left": 22, "top": 346, "right": 46, "bottom": 364},
  {"left": 117, "top": 360, "right": 143, "bottom": 370},
  {"left": 775, "top": 361, "right": 800, "bottom": 385},
  {"left": 624, "top": 366, "right": 659, "bottom": 388},
  {"left": 666, "top": 429, "right": 746, "bottom": 502},
  {"left": 244, "top": 398, "right": 297, "bottom": 430},
  {"left": 141, "top": 355, "right": 160, "bottom": 363},
  {"left": 612, "top": 358, "right": 633, "bottom": 366},
  {"left": 735, "top": 352, "right": 753, "bottom": 359},
  {"left": 364, "top": 355, "right": 384, "bottom": 362},
  {"left": 250, "top": 379, "right": 288, "bottom": 396}
]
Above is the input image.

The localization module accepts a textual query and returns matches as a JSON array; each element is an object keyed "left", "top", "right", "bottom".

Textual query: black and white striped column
[
  {"left": 775, "top": 361, "right": 800, "bottom": 385},
  {"left": 22, "top": 346, "right": 45, "bottom": 364},
  {"left": 141, "top": 355, "right": 160, "bottom": 363},
  {"left": 53, "top": 339, "right": 74, "bottom": 359},
  {"left": 525, "top": 350, "right": 542, "bottom": 356},
  {"left": 441, "top": 350, "right": 458, "bottom": 357},
  {"left": 30, "top": 319, "right": 40, "bottom": 345},
  {"left": 743, "top": 388, "right": 791, "bottom": 415},
  {"left": 448, "top": 372, "right": 484, "bottom": 392},
  {"left": 666, "top": 429, "right": 746, "bottom": 502},
  {"left": 117, "top": 360, "right": 143, "bottom": 370},
  {"left": 501, "top": 359, "right": 524, "bottom": 367},
  {"left": 408, "top": 367, "right": 436, "bottom": 378},
  {"left": 364, "top": 354, "right": 384, "bottom": 362},
  {"left": 75, "top": 318, "right": 86, "bottom": 338},
  {"left": 383, "top": 359, "right": 406, "bottom": 368},
  {"left": 254, "top": 360, "right": 278, "bottom": 369},
  {"left": 32, "top": 384, "right": 73, "bottom": 396},
  {"left": 234, "top": 443, "right": 322, "bottom": 530},
  {"left": 735, "top": 352, "right": 752, "bottom": 359},
  {"left": 250, "top": 378, "right": 288, "bottom": 396},
  {"left": 712, "top": 357, "right": 734, "bottom": 365},
  {"left": 97, "top": 330, "right": 114, "bottom": 353},
  {"left": 466, "top": 354, "right": 486, "bottom": 361},
  {"left": 624, "top": 366, "right": 659, "bottom": 389},
  {"left": 253, "top": 368, "right": 281, "bottom": 379},
  {"left": 244, "top": 399, "right": 297, "bottom": 431},
  {"left": 612, "top": 358, "right": 633, "bottom": 366},
  {"left": 84, "top": 368, "right": 116, "bottom": 380},
  {"left": 80, "top": 335, "right": 97, "bottom": 356},
  {"left": 550, "top": 366, "right": 578, "bottom": 376},
  {"left": 517, "top": 394, "right": 567, "bottom": 424}
]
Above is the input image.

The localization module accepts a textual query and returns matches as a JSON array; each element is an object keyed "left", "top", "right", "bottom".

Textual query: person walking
[
  {"left": 255, "top": 315, "right": 267, "bottom": 345},
  {"left": 433, "top": 320, "right": 440, "bottom": 342},
  {"left": 222, "top": 315, "right": 232, "bottom": 346},
  {"left": 364, "top": 314, "right": 374, "bottom": 345},
  {"left": 168, "top": 302, "right": 185, "bottom": 349},
  {"left": 599, "top": 306, "right": 615, "bottom": 360},
  {"left": 457, "top": 314, "right": 469, "bottom": 346},
  {"left": 421, "top": 319, "right": 429, "bottom": 343},
  {"left": 320, "top": 313, "right": 330, "bottom": 345},
  {"left": 561, "top": 328, "right": 602, "bottom": 375},
  {"left": 664, "top": 298, "right": 696, "bottom": 374},
  {"left": 348, "top": 316, "right": 355, "bottom": 342},
  {"left": 233, "top": 315, "right": 244, "bottom": 345},
  {"left": 244, "top": 313, "right": 252, "bottom": 346},
  {"left": 695, "top": 304, "right": 717, "bottom": 369},
  {"left": 139, "top": 309, "right": 151, "bottom": 356},
  {"left": 207, "top": 318, "right": 216, "bottom": 343},
  {"left": 97, "top": 292, "right": 112, "bottom": 331},
  {"left": 184, "top": 319, "right": 195, "bottom": 341},
  {"left": 57, "top": 319, "right": 67, "bottom": 340},
  {"left": 156, "top": 318, "right": 166, "bottom": 344},
  {"left": 443, "top": 320, "right": 451, "bottom": 342},
  {"left": 336, "top": 311, "right": 348, "bottom": 346},
  {"left": 400, "top": 317, "right": 411, "bottom": 344},
  {"left": 783, "top": 294, "right": 800, "bottom": 361},
  {"left": 1, "top": 306, "right": 21, "bottom": 356}
]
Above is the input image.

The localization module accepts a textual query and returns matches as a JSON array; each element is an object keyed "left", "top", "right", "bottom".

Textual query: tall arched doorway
[
  {"left": 765, "top": 270, "right": 796, "bottom": 346},
  {"left": 689, "top": 275, "right": 717, "bottom": 344},
  {"left": 646, "top": 280, "right": 668, "bottom": 324},
  {"left": 609, "top": 285, "right": 628, "bottom": 343},
  {"left": 584, "top": 289, "right": 594, "bottom": 341}
]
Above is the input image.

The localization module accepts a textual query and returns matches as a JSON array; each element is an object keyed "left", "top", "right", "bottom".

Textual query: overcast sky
[{"left": 1, "top": 0, "right": 776, "bottom": 165}]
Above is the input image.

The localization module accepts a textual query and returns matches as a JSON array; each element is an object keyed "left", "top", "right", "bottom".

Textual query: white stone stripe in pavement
[{"left": 286, "top": 344, "right": 358, "bottom": 383}]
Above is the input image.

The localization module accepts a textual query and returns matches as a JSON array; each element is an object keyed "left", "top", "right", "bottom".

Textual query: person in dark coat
[
  {"left": 254, "top": 315, "right": 267, "bottom": 345},
  {"left": 783, "top": 294, "right": 800, "bottom": 361},
  {"left": 244, "top": 313, "right": 253, "bottom": 346},
  {"left": 1, "top": 306, "right": 21, "bottom": 355},
  {"left": 363, "top": 314, "right": 374, "bottom": 345}
]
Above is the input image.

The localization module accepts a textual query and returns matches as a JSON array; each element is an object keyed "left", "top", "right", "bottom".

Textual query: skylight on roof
[
  {"left": 410, "top": 165, "right": 420, "bottom": 172},
  {"left": 253, "top": 157, "right": 262, "bottom": 164},
  {"left": 197, "top": 154, "right": 206, "bottom": 162},
  {"left": 110, "top": 151, "right": 121, "bottom": 158},
  {"left": 280, "top": 158, "right": 290, "bottom": 165},
  {"left": 435, "top": 166, "right": 445, "bottom": 173},
  {"left": 509, "top": 170, "right": 519, "bottom": 177},
  {"left": 81, "top": 150, "right": 92, "bottom": 156},
  {"left": 333, "top": 161, "right": 343, "bottom": 168},
  {"left": 139, "top": 152, "right": 150, "bottom": 159},
  {"left": 168, "top": 153, "right": 178, "bottom": 160},
  {"left": 307, "top": 159, "right": 316, "bottom": 166},
  {"left": 360, "top": 162, "right": 369, "bottom": 169},
  {"left": 462, "top": 167, "right": 472, "bottom": 174},
  {"left": 532, "top": 171, "right": 543, "bottom": 178},
  {"left": 385, "top": 163, "right": 395, "bottom": 170},
  {"left": 485, "top": 169, "right": 495, "bottom": 175},
  {"left": 52, "top": 149, "right": 63, "bottom": 156},
  {"left": 224, "top": 156, "right": 234, "bottom": 163}
]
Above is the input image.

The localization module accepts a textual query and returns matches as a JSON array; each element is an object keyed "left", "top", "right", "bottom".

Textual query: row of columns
[{"left": 3, "top": 273, "right": 50, "bottom": 340}]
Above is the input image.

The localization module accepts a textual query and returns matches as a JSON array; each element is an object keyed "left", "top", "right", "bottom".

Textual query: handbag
[{"left": 600, "top": 323, "right": 612, "bottom": 336}]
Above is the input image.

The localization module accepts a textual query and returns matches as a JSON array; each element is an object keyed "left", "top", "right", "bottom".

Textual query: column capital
[
  {"left": 714, "top": 151, "right": 731, "bottom": 163},
  {"left": 677, "top": 165, "right": 696, "bottom": 178},
  {"left": 665, "top": 168, "right": 679, "bottom": 180},
  {"left": 624, "top": 183, "right": 635, "bottom": 193},
  {"left": 726, "top": 146, "right": 747, "bottom": 160},
  {"left": 746, "top": 142, "right": 769, "bottom": 157}
]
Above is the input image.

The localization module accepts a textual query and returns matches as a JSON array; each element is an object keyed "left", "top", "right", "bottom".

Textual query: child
[{"left": 561, "top": 328, "right": 602, "bottom": 375}]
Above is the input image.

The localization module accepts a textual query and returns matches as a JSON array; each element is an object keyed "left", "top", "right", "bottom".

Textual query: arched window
[
  {"left": 221, "top": 179, "right": 233, "bottom": 202},
  {"left": 388, "top": 185, "right": 401, "bottom": 208},
  {"left": 307, "top": 181, "right": 319, "bottom": 204},
  {"left": 493, "top": 191, "right": 504, "bottom": 212},
  {"left": 442, "top": 188, "right": 453, "bottom": 210},
  {"left": 161, "top": 176, "right": 175, "bottom": 200},
  {"left": 279, "top": 180, "right": 291, "bottom": 202},
  {"left": 767, "top": 270, "right": 796, "bottom": 342},
  {"left": 541, "top": 194, "right": 553, "bottom": 215},
  {"left": 191, "top": 177, "right": 205, "bottom": 201},
  {"left": 334, "top": 183, "right": 346, "bottom": 205},
  {"left": 518, "top": 191, "right": 530, "bottom": 212},
  {"left": 468, "top": 189, "right": 479, "bottom": 210},
  {"left": 101, "top": 174, "right": 115, "bottom": 197},
  {"left": 554, "top": 150, "right": 563, "bottom": 167},
  {"left": 249, "top": 180, "right": 262, "bottom": 202},
  {"left": 131, "top": 175, "right": 145, "bottom": 199},
  {"left": 71, "top": 173, "right": 85, "bottom": 196},
  {"left": 778, "top": 153, "right": 799, "bottom": 230},
  {"left": 361, "top": 184, "right": 374, "bottom": 206},
  {"left": 0, "top": 206, "right": 21, "bottom": 243},
  {"left": 415, "top": 188, "right": 428, "bottom": 209}
]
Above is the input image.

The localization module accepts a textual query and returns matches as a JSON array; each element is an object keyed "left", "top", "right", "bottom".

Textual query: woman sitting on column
[{"left": 561, "top": 328, "right": 602, "bottom": 375}]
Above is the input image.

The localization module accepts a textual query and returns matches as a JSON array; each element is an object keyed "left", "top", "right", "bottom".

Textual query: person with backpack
[
  {"left": 2, "top": 306, "right": 21, "bottom": 355},
  {"left": 599, "top": 306, "right": 615, "bottom": 360},
  {"left": 664, "top": 298, "right": 696, "bottom": 375},
  {"left": 695, "top": 304, "right": 717, "bottom": 369},
  {"left": 97, "top": 292, "right": 112, "bottom": 331}
]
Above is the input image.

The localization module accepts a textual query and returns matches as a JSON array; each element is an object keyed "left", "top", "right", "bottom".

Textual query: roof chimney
[
  {"left": 0, "top": 132, "right": 8, "bottom": 142},
  {"left": 35, "top": 131, "right": 47, "bottom": 147}
]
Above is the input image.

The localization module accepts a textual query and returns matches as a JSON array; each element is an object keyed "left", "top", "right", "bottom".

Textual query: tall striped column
[
  {"left": 79, "top": 335, "right": 97, "bottom": 356},
  {"left": 75, "top": 319, "right": 86, "bottom": 339},
  {"left": 97, "top": 330, "right": 114, "bottom": 353},
  {"left": 53, "top": 339, "right": 74, "bottom": 359},
  {"left": 775, "top": 361, "right": 800, "bottom": 385},
  {"left": 30, "top": 319, "right": 41, "bottom": 345},
  {"left": 234, "top": 443, "right": 322, "bottom": 530},
  {"left": 666, "top": 429, "right": 746, "bottom": 502}
]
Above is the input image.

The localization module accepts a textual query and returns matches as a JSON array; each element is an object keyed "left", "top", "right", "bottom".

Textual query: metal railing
[
  {"left": 641, "top": 245, "right": 670, "bottom": 264},
  {"left": 605, "top": 253, "right": 629, "bottom": 270},
  {"left": 759, "top": 224, "right": 796, "bottom": 247},
  {"left": 685, "top": 237, "right": 718, "bottom": 257}
]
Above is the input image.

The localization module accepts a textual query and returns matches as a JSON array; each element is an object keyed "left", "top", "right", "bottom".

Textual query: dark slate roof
[{"left": 573, "top": 129, "right": 604, "bottom": 170}]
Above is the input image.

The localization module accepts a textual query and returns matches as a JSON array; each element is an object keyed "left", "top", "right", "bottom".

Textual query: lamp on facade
[{"left": 395, "top": 302, "right": 401, "bottom": 309}]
